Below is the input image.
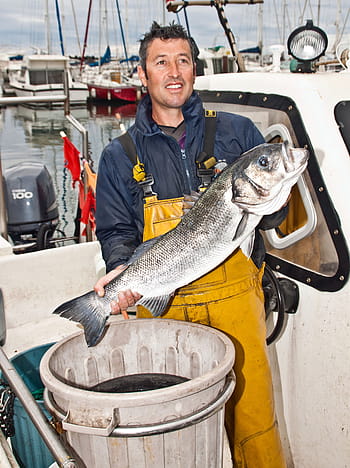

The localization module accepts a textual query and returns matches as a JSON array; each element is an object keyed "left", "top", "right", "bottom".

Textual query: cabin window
[
  {"left": 29, "top": 69, "right": 64, "bottom": 85},
  {"left": 200, "top": 90, "right": 348, "bottom": 291},
  {"left": 29, "top": 70, "right": 46, "bottom": 85},
  {"left": 212, "top": 57, "right": 236, "bottom": 74},
  {"left": 47, "top": 70, "right": 65, "bottom": 84}
]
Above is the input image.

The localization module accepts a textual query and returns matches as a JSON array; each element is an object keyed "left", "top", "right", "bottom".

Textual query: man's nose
[{"left": 168, "top": 61, "right": 180, "bottom": 77}]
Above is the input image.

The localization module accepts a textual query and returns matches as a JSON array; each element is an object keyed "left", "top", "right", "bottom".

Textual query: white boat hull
[{"left": 195, "top": 70, "right": 350, "bottom": 468}]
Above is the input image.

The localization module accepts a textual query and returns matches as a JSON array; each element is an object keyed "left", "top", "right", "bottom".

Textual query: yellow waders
[{"left": 137, "top": 195, "right": 287, "bottom": 468}]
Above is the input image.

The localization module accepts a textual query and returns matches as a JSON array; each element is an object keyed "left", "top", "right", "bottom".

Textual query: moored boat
[
  {"left": 87, "top": 80, "right": 138, "bottom": 103},
  {"left": 8, "top": 55, "right": 88, "bottom": 105}
]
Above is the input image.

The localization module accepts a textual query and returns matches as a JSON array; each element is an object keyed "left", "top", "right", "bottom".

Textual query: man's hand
[
  {"left": 94, "top": 265, "right": 141, "bottom": 319},
  {"left": 183, "top": 191, "right": 201, "bottom": 215}
]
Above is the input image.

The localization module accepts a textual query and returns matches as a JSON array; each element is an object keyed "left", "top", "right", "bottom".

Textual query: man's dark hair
[{"left": 138, "top": 21, "right": 198, "bottom": 73}]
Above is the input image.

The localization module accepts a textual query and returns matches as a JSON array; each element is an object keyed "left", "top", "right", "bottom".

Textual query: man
[{"left": 95, "top": 22, "right": 287, "bottom": 467}]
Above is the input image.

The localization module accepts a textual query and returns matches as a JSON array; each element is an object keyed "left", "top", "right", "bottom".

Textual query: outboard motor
[{"left": 3, "top": 162, "right": 59, "bottom": 252}]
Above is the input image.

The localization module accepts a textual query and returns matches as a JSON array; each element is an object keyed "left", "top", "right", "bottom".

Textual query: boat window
[
  {"left": 200, "top": 90, "right": 349, "bottom": 291},
  {"left": 212, "top": 57, "right": 236, "bottom": 74},
  {"left": 48, "top": 70, "right": 65, "bottom": 84},
  {"left": 29, "top": 70, "right": 64, "bottom": 85},
  {"left": 29, "top": 70, "right": 46, "bottom": 85},
  {"left": 334, "top": 100, "right": 350, "bottom": 155}
]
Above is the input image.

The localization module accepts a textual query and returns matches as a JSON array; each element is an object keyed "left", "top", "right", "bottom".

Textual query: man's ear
[{"left": 137, "top": 65, "right": 147, "bottom": 87}]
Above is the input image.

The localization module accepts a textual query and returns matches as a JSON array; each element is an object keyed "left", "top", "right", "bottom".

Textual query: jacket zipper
[{"left": 181, "top": 148, "right": 193, "bottom": 193}]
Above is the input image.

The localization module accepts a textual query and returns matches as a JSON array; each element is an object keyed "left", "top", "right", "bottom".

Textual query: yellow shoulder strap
[{"left": 118, "top": 132, "right": 146, "bottom": 182}]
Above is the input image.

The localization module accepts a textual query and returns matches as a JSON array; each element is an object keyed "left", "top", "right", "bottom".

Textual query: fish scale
[{"left": 54, "top": 142, "right": 309, "bottom": 346}]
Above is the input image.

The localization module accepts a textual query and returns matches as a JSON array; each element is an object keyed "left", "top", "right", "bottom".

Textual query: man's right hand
[
  {"left": 94, "top": 265, "right": 141, "bottom": 319},
  {"left": 183, "top": 191, "right": 201, "bottom": 215}
]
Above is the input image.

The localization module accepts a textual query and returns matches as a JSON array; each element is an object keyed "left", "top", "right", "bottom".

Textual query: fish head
[{"left": 232, "top": 142, "right": 309, "bottom": 215}]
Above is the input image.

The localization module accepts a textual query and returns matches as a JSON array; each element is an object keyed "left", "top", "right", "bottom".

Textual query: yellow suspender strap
[
  {"left": 196, "top": 110, "right": 218, "bottom": 190},
  {"left": 118, "top": 132, "right": 155, "bottom": 197}
]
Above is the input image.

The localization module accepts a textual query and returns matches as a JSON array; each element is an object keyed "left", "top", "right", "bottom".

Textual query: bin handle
[
  {"left": 44, "top": 389, "right": 119, "bottom": 437},
  {"left": 44, "top": 372, "right": 235, "bottom": 438},
  {"left": 111, "top": 372, "right": 235, "bottom": 437},
  {"left": 62, "top": 410, "right": 118, "bottom": 436}
]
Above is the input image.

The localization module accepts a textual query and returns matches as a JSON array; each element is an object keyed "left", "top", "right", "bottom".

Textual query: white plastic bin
[{"left": 40, "top": 319, "right": 235, "bottom": 467}]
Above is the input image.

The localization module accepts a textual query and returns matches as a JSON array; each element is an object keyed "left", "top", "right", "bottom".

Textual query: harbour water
[{"left": 0, "top": 101, "right": 137, "bottom": 240}]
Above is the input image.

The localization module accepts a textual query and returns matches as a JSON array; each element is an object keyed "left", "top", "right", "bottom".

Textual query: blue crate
[{"left": 9, "top": 343, "right": 55, "bottom": 468}]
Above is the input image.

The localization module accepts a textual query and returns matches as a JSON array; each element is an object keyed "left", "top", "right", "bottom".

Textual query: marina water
[{"left": 0, "top": 102, "right": 137, "bottom": 241}]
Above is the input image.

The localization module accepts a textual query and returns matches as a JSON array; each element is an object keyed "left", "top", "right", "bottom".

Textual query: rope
[{"left": 0, "top": 381, "right": 15, "bottom": 438}]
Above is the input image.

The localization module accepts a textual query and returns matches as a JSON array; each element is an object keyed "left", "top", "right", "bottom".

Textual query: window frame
[{"left": 199, "top": 89, "right": 349, "bottom": 292}]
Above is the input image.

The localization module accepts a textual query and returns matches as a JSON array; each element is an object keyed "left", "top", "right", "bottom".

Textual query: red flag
[{"left": 62, "top": 135, "right": 81, "bottom": 187}]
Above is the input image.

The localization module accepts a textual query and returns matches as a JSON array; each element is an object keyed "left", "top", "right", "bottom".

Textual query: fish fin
[
  {"left": 136, "top": 294, "right": 172, "bottom": 317},
  {"left": 126, "top": 236, "right": 163, "bottom": 266},
  {"left": 233, "top": 212, "right": 248, "bottom": 240},
  {"left": 53, "top": 291, "right": 108, "bottom": 347},
  {"left": 240, "top": 231, "right": 256, "bottom": 259}
]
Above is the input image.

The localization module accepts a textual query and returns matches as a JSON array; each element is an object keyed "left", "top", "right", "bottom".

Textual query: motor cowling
[{"left": 3, "top": 162, "right": 59, "bottom": 248}]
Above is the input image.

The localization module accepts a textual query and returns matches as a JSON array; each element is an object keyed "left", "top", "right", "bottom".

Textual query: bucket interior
[
  {"left": 43, "top": 319, "right": 233, "bottom": 391},
  {"left": 90, "top": 373, "right": 189, "bottom": 393}
]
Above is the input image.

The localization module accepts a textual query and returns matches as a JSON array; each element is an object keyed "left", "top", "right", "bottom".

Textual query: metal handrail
[{"left": 0, "top": 347, "right": 77, "bottom": 467}]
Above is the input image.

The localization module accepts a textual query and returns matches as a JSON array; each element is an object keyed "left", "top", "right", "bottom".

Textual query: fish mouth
[
  {"left": 246, "top": 176, "right": 270, "bottom": 197},
  {"left": 283, "top": 142, "right": 309, "bottom": 173}
]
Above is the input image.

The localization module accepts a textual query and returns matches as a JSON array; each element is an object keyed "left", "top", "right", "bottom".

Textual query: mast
[
  {"left": 257, "top": 3, "right": 263, "bottom": 56},
  {"left": 333, "top": 0, "right": 342, "bottom": 52},
  {"left": 98, "top": 0, "right": 102, "bottom": 68},
  {"left": 55, "top": 0, "right": 65, "bottom": 55},
  {"left": 80, "top": 0, "right": 93, "bottom": 72},
  {"left": 71, "top": 0, "right": 82, "bottom": 56},
  {"left": 316, "top": 0, "right": 321, "bottom": 26},
  {"left": 45, "top": 0, "right": 51, "bottom": 54},
  {"left": 115, "top": 0, "right": 129, "bottom": 63}
]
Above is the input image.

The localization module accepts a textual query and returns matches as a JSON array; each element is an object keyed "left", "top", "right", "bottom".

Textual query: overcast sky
[{"left": 1, "top": 0, "right": 349, "bottom": 57}]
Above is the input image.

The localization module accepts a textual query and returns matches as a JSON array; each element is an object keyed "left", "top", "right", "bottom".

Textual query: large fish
[{"left": 54, "top": 142, "right": 308, "bottom": 346}]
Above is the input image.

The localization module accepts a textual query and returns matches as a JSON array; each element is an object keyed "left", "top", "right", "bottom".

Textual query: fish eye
[{"left": 257, "top": 155, "right": 270, "bottom": 169}]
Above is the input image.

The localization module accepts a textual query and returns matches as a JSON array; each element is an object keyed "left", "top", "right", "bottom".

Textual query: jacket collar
[{"left": 135, "top": 91, "right": 204, "bottom": 137}]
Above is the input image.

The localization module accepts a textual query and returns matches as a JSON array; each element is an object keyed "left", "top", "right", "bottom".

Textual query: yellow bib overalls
[
  {"left": 118, "top": 121, "right": 286, "bottom": 467},
  {"left": 137, "top": 195, "right": 286, "bottom": 468}
]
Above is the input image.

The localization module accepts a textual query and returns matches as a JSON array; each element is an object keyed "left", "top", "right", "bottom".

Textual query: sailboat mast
[
  {"left": 257, "top": 3, "right": 263, "bottom": 56},
  {"left": 80, "top": 0, "right": 93, "bottom": 72},
  {"left": 55, "top": 0, "right": 65, "bottom": 55},
  {"left": 316, "top": 0, "right": 321, "bottom": 25},
  {"left": 45, "top": 0, "right": 51, "bottom": 54},
  {"left": 115, "top": 0, "right": 129, "bottom": 63},
  {"left": 332, "top": 0, "right": 342, "bottom": 53},
  {"left": 71, "top": 0, "right": 82, "bottom": 56},
  {"left": 98, "top": 0, "right": 102, "bottom": 67}
]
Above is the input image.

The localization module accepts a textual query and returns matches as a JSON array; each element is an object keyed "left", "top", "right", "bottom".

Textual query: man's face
[{"left": 138, "top": 38, "right": 195, "bottom": 113}]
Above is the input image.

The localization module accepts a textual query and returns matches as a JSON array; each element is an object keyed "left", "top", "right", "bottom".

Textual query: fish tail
[{"left": 53, "top": 291, "right": 108, "bottom": 347}]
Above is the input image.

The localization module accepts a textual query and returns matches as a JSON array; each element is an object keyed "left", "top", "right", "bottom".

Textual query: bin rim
[{"left": 40, "top": 318, "right": 235, "bottom": 407}]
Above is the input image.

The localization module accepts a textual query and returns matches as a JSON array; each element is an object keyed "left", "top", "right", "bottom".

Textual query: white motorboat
[{"left": 8, "top": 55, "right": 88, "bottom": 105}]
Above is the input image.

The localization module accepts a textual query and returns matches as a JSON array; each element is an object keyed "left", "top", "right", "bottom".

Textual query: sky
[{"left": 0, "top": 0, "right": 349, "bottom": 58}]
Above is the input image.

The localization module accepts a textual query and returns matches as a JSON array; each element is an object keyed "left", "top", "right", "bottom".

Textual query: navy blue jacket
[{"left": 96, "top": 91, "right": 286, "bottom": 272}]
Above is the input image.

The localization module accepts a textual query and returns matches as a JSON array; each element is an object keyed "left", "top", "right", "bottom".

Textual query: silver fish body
[{"left": 54, "top": 142, "right": 308, "bottom": 346}]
